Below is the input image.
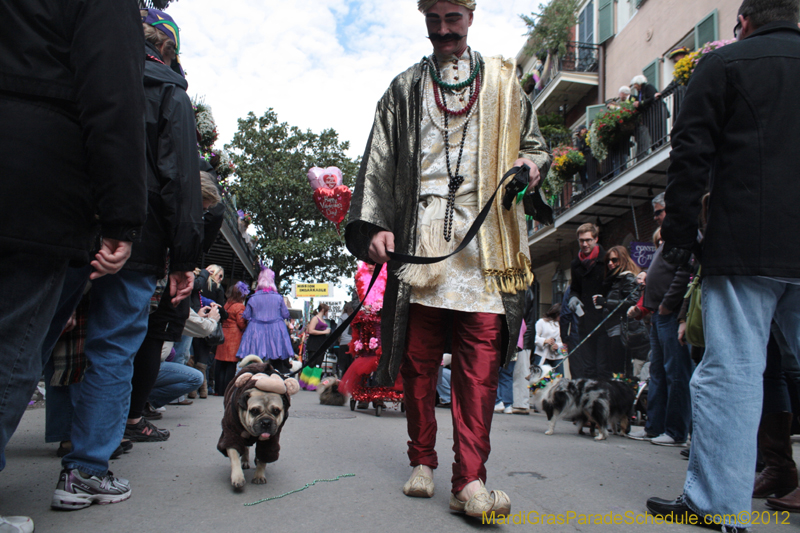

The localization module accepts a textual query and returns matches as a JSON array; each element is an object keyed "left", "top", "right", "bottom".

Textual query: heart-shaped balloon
[
  {"left": 307, "top": 167, "right": 342, "bottom": 190},
  {"left": 313, "top": 185, "right": 352, "bottom": 233}
]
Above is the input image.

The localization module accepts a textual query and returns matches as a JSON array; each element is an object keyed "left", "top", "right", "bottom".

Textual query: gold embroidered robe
[{"left": 345, "top": 54, "right": 550, "bottom": 386}]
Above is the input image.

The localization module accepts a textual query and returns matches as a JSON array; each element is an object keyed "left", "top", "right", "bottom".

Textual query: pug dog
[{"left": 217, "top": 356, "right": 299, "bottom": 490}]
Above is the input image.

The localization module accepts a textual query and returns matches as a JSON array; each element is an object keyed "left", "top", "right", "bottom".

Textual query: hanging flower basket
[
  {"left": 543, "top": 145, "right": 585, "bottom": 197},
  {"left": 588, "top": 101, "right": 638, "bottom": 161},
  {"left": 672, "top": 39, "right": 736, "bottom": 86}
]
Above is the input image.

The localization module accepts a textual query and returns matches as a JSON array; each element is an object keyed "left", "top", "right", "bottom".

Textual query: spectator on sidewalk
[
  {"left": 48, "top": 8, "right": 201, "bottom": 511},
  {"left": 534, "top": 304, "right": 565, "bottom": 375},
  {"left": 647, "top": 1, "right": 800, "bottom": 527},
  {"left": 593, "top": 246, "right": 642, "bottom": 377},
  {"left": 126, "top": 171, "right": 218, "bottom": 435},
  {"left": 568, "top": 223, "right": 608, "bottom": 379},
  {"left": 628, "top": 208, "right": 692, "bottom": 447},
  {"left": 511, "top": 287, "right": 537, "bottom": 413},
  {"left": 0, "top": 0, "right": 147, "bottom": 521},
  {"left": 215, "top": 282, "right": 250, "bottom": 396}
]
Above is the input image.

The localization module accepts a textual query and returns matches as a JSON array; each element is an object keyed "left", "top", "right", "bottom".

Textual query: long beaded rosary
[{"left": 423, "top": 49, "right": 484, "bottom": 242}]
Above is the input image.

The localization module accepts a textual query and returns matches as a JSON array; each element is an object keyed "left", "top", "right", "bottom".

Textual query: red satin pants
[{"left": 400, "top": 303, "right": 502, "bottom": 493}]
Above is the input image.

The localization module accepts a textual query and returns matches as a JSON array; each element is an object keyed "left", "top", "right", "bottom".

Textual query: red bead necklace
[{"left": 432, "top": 68, "right": 481, "bottom": 116}]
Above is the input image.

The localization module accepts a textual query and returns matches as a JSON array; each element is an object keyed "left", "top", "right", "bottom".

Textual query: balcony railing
[
  {"left": 528, "top": 42, "right": 600, "bottom": 101},
  {"left": 529, "top": 86, "right": 686, "bottom": 235}
]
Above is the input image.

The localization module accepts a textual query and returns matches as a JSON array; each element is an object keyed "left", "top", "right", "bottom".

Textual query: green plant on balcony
[
  {"left": 520, "top": 0, "right": 580, "bottom": 58},
  {"left": 543, "top": 145, "right": 584, "bottom": 200},
  {"left": 587, "top": 101, "right": 637, "bottom": 161},
  {"left": 538, "top": 112, "right": 572, "bottom": 147}
]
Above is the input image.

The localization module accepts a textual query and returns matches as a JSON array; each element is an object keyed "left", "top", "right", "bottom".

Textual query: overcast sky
[{"left": 168, "top": 0, "right": 534, "bottom": 160}]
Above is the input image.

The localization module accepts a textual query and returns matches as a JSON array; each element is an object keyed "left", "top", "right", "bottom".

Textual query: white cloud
[{"left": 167, "top": 0, "right": 534, "bottom": 161}]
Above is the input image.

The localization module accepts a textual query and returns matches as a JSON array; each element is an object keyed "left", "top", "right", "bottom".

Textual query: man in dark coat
[
  {"left": 0, "top": 0, "right": 147, "bottom": 521},
  {"left": 121, "top": 8, "right": 204, "bottom": 441},
  {"left": 47, "top": 8, "right": 202, "bottom": 512},
  {"left": 646, "top": 0, "right": 800, "bottom": 528},
  {"left": 568, "top": 223, "right": 608, "bottom": 379}
]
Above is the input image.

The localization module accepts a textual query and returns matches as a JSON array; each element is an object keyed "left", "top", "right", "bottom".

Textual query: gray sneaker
[{"left": 51, "top": 468, "right": 131, "bottom": 510}]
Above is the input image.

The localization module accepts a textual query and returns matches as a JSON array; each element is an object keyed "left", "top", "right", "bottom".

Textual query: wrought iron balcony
[
  {"left": 527, "top": 42, "right": 600, "bottom": 107},
  {"left": 529, "top": 86, "right": 686, "bottom": 237}
]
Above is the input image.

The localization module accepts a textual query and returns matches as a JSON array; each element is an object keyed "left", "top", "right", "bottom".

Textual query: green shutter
[
  {"left": 643, "top": 59, "right": 660, "bottom": 90},
  {"left": 694, "top": 9, "right": 719, "bottom": 49},
  {"left": 598, "top": 0, "right": 615, "bottom": 44},
  {"left": 586, "top": 104, "right": 606, "bottom": 126},
  {"left": 636, "top": 0, "right": 646, "bottom": 7}
]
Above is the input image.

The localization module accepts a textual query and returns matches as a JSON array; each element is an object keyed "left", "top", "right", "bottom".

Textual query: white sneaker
[
  {"left": 0, "top": 516, "right": 34, "bottom": 533},
  {"left": 503, "top": 405, "right": 513, "bottom": 414},
  {"left": 494, "top": 402, "right": 505, "bottom": 412},
  {"left": 650, "top": 433, "right": 687, "bottom": 447}
]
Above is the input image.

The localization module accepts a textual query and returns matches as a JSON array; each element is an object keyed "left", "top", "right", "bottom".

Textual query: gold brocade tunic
[
  {"left": 345, "top": 52, "right": 551, "bottom": 386},
  {"left": 410, "top": 49, "right": 504, "bottom": 314}
]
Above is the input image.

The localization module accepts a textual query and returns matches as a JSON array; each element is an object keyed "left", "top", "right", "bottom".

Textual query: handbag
[
  {"left": 621, "top": 316, "right": 650, "bottom": 354},
  {"left": 203, "top": 321, "right": 225, "bottom": 347},
  {"left": 684, "top": 267, "right": 704, "bottom": 347}
]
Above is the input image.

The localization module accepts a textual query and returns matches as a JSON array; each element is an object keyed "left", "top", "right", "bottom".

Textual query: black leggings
[
  {"left": 214, "top": 360, "right": 237, "bottom": 397},
  {"left": 129, "top": 336, "right": 163, "bottom": 419}
]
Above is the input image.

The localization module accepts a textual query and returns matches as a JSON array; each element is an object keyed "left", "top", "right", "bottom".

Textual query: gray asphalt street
[{"left": 3, "top": 390, "right": 798, "bottom": 532}]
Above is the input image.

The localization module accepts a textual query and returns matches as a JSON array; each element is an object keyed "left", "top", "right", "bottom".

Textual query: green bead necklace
[{"left": 426, "top": 55, "right": 483, "bottom": 91}]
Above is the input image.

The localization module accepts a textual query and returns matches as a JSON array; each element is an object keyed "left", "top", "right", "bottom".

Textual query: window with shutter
[
  {"left": 579, "top": 1, "right": 595, "bottom": 44},
  {"left": 598, "top": 0, "right": 614, "bottom": 43},
  {"left": 586, "top": 104, "right": 606, "bottom": 126},
  {"left": 643, "top": 59, "right": 660, "bottom": 89},
  {"left": 694, "top": 10, "right": 719, "bottom": 49}
]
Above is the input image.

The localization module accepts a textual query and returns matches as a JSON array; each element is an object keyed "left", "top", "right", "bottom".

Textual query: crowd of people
[{"left": 1, "top": 0, "right": 799, "bottom": 531}]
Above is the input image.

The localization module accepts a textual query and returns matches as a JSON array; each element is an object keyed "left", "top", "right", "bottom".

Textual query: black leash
[
  {"left": 290, "top": 165, "right": 532, "bottom": 377},
  {"left": 530, "top": 289, "right": 639, "bottom": 378}
]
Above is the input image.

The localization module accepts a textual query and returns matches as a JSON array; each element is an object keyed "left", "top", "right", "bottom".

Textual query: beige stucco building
[{"left": 516, "top": 0, "right": 735, "bottom": 316}]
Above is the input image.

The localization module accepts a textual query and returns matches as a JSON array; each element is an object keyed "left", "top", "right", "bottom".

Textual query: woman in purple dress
[{"left": 236, "top": 268, "right": 294, "bottom": 373}]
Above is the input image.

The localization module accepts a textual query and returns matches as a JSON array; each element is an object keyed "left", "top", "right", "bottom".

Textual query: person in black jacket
[
  {"left": 121, "top": 9, "right": 203, "bottom": 444},
  {"left": 567, "top": 223, "right": 609, "bottom": 380},
  {"left": 592, "top": 246, "right": 642, "bottom": 377},
  {"left": 647, "top": 0, "right": 800, "bottom": 527},
  {"left": 0, "top": 0, "right": 148, "bottom": 518}
]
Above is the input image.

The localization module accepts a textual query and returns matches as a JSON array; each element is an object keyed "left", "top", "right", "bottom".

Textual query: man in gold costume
[{"left": 345, "top": 0, "right": 550, "bottom": 517}]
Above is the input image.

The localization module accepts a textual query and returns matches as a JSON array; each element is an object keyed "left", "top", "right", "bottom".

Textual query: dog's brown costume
[{"left": 217, "top": 361, "right": 290, "bottom": 465}]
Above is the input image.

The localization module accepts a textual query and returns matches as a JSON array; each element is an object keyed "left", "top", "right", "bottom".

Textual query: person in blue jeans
[
  {"left": 627, "top": 239, "right": 692, "bottom": 447},
  {"left": 494, "top": 365, "right": 514, "bottom": 414},
  {"left": 0, "top": 0, "right": 148, "bottom": 527},
  {"left": 647, "top": 1, "right": 800, "bottom": 528},
  {"left": 49, "top": 9, "right": 203, "bottom": 512}
]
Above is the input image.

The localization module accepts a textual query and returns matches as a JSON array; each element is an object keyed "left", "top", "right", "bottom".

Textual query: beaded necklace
[{"left": 423, "top": 49, "right": 483, "bottom": 242}]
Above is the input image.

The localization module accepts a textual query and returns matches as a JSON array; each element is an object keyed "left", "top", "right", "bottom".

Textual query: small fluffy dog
[
  {"left": 533, "top": 376, "right": 635, "bottom": 441},
  {"left": 318, "top": 377, "right": 345, "bottom": 406},
  {"left": 218, "top": 355, "right": 299, "bottom": 490}
]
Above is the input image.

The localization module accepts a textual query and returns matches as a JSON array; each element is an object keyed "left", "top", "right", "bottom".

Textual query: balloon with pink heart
[
  {"left": 307, "top": 167, "right": 342, "bottom": 190},
  {"left": 307, "top": 166, "right": 350, "bottom": 233}
]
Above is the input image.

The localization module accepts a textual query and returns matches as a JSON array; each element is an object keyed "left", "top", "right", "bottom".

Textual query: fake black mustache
[{"left": 427, "top": 32, "right": 466, "bottom": 43}]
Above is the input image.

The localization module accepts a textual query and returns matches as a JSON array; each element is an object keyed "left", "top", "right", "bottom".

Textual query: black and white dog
[{"left": 533, "top": 375, "right": 635, "bottom": 441}]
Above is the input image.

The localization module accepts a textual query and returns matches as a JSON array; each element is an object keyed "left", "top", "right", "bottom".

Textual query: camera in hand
[{"left": 502, "top": 165, "right": 530, "bottom": 210}]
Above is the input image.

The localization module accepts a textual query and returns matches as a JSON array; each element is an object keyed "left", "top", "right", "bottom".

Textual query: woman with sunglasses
[{"left": 592, "top": 246, "right": 643, "bottom": 377}]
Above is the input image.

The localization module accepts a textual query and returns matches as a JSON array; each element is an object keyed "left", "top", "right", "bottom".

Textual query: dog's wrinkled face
[{"left": 237, "top": 389, "right": 285, "bottom": 440}]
